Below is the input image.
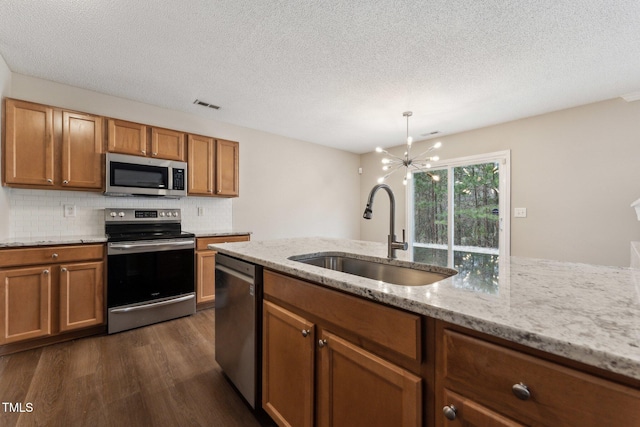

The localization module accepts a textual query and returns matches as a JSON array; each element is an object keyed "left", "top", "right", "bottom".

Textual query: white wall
[
  {"left": 7, "top": 74, "right": 361, "bottom": 240},
  {"left": 0, "top": 53, "right": 12, "bottom": 239},
  {"left": 360, "top": 98, "right": 640, "bottom": 267}
]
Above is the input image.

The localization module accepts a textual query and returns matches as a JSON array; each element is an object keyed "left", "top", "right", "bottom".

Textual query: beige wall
[
  {"left": 0, "top": 54, "right": 11, "bottom": 239},
  {"left": 8, "top": 74, "right": 361, "bottom": 241},
  {"left": 360, "top": 98, "right": 640, "bottom": 267}
]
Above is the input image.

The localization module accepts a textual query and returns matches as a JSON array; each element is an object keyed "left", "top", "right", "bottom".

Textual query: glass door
[{"left": 409, "top": 151, "right": 510, "bottom": 293}]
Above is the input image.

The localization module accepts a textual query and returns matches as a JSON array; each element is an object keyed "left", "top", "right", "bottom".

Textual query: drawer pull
[
  {"left": 512, "top": 382, "right": 531, "bottom": 400},
  {"left": 61, "top": 267, "right": 67, "bottom": 273},
  {"left": 43, "top": 269, "right": 49, "bottom": 275},
  {"left": 301, "top": 329, "right": 310, "bottom": 338},
  {"left": 318, "top": 339, "right": 327, "bottom": 348},
  {"left": 52, "top": 253, "right": 58, "bottom": 259},
  {"left": 443, "top": 405, "right": 457, "bottom": 421}
]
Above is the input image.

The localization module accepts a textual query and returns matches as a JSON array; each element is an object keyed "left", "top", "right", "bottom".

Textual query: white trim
[{"left": 621, "top": 91, "right": 640, "bottom": 102}]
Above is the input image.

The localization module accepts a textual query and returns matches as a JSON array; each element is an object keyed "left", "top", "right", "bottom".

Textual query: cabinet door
[
  {"left": 3, "top": 99, "right": 55, "bottom": 186},
  {"left": 317, "top": 330, "right": 422, "bottom": 427},
  {"left": 0, "top": 266, "right": 52, "bottom": 344},
  {"left": 263, "top": 301, "right": 315, "bottom": 427},
  {"left": 59, "top": 261, "right": 104, "bottom": 332},
  {"left": 187, "top": 134, "right": 215, "bottom": 195},
  {"left": 107, "top": 119, "right": 147, "bottom": 156},
  {"left": 439, "top": 390, "right": 525, "bottom": 427},
  {"left": 196, "top": 250, "right": 216, "bottom": 304},
  {"left": 151, "top": 127, "right": 185, "bottom": 161},
  {"left": 62, "top": 111, "right": 104, "bottom": 189},
  {"left": 215, "top": 139, "right": 239, "bottom": 196}
]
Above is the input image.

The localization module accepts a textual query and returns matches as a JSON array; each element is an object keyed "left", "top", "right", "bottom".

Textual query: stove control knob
[
  {"left": 174, "top": 211, "right": 179, "bottom": 217},
  {"left": 118, "top": 212, "right": 125, "bottom": 218},
  {"left": 159, "top": 212, "right": 166, "bottom": 217},
  {"left": 110, "top": 212, "right": 117, "bottom": 218}
]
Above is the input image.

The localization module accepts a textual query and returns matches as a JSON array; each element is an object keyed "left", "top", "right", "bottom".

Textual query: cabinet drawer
[
  {"left": 264, "top": 270, "right": 421, "bottom": 361},
  {"left": 196, "top": 235, "right": 249, "bottom": 250},
  {"left": 441, "top": 329, "right": 640, "bottom": 427},
  {"left": 0, "top": 244, "right": 104, "bottom": 268}
]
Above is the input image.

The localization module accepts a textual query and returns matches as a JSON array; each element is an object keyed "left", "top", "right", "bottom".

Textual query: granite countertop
[
  {"left": 0, "top": 235, "right": 108, "bottom": 248},
  {"left": 209, "top": 237, "right": 640, "bottom": 381},
  {"left": 0, "top": 230, "right": 251, "bottom": 248}
]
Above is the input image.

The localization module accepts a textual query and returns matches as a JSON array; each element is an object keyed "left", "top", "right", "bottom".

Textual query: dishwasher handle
[{"left": 216, "top": 263, "right": 255, "bottom": 284}]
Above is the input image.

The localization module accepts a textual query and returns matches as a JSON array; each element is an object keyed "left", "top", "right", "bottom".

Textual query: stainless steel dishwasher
[{"left": 214, "top": 253, "right": 262, "bottom": 409}]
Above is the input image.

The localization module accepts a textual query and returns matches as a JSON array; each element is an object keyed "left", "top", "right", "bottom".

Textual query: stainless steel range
[{"left": 105, "top": 208, "right": 195, "bottom": 334}]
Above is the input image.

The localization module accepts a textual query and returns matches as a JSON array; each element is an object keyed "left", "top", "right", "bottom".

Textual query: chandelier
[{"left": 375, "top": 111, "right": 442, "bottom": 185}]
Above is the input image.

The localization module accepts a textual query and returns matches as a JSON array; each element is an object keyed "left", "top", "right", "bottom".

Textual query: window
[{"left": 408, "top": 151, "right": 510, "bottom": 293}]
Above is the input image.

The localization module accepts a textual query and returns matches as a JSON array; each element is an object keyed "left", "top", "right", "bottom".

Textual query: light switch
[
  {"left": 514, "top": 207, "right": 527, "bottom": 218},
  {"left": 197, "top": 207, "right": 205, "bottom": 216}
]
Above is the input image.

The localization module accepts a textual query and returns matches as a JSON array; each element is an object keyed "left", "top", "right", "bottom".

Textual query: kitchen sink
[{"left": 289, "top": 252, "right": 456, "bottom": 286}]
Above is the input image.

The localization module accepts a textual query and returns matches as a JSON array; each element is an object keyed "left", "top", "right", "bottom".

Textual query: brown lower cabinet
[
  {"left": 435, "top": 323, "right": 640, "bottom": 427},
  {"left": 262, "top": 269, "right": 640, "bottom": 427},
  {"left": 0, "top": 244, "right": 105, "bottom": 353},
  {"left": 195, "top": 235, "right": 250, "bottom": 310},
  {"left": 262, "top": 270, "right": 423, "bottom": 427}
]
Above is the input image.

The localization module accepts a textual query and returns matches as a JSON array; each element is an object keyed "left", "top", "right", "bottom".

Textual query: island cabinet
[
  {"left": 0, "top": 244, "right": 105, "bottom": 355},
  {"left": 262, "top": 269, "right": 424, "bottom": 427},
  {"left": 195, "top": 235, "right": 250, "bottom": 309},
  {"left": 435, "top": 321, "right": 640, "bottom": 427},
  {"left": 3, "top": 98, "right": 104, "bottom": 191},
  {"left": 187, "top": 134, "right": 239, "bottom": 197},
  {"left": 107, "top": 119, "right": 186, "bottom": 161}
]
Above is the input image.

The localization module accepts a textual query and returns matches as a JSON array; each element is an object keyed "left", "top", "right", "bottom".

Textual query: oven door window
[
  {"left": 108, "top": 248, "right": 194, "bottom": 307},
  {"left": 110, "top": 161, "right": 168, "bottom": 189}
]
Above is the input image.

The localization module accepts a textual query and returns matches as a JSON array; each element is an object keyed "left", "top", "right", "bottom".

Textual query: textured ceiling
[{"left": 1, "top": 1, "right": 639, "bottom": 153}]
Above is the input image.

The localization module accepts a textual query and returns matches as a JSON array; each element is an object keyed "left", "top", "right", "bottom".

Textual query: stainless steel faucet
[{"left": 363, "top": 184, "right": 408, "bottom": 259}]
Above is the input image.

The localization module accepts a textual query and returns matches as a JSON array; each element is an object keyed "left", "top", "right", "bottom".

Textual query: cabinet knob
[
  {"left": 43, "top": 269, "right": 50, "bottom": 275},
  {"left": 301, "top": 329, "right": 310, "bottom": 338},
  {"left": 47, "top": 179, "right": 53, "bottom": 183},
  {"left": 61, "top": 267, "right": 67, "bottom": 273},
  {"left": 62, "top": 180, "right": 69, "bottom": 185},
  {"left": 52, "top": 253, "right": 58, "bottom": 259},
  {"left": 141, "top": 150, "right": 146, "bottom": 155},
  {"left": 442, "top": 405, "right": 457, "bottom": 421},
  {"left": 512, "top": 383, "right": 531, "bottom": 400},
  {"left": 152, "top": 152, "right": 158, "bottom": 156},
  {"left": 318, "top": 339, "right": 327, "bottom": 348}
]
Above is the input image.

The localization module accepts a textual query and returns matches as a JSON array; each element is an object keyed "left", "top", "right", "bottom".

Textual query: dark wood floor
[{"left": 0, "top": 309, "right": 273, "bottom": 427}]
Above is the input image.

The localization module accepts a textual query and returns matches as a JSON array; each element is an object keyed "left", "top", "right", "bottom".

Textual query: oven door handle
[
  {"left": 108, "top": 239, "right": 195, "bottom": 254},
  {"left": 110, "top": 294, "right": 195, "bottom": 314}
]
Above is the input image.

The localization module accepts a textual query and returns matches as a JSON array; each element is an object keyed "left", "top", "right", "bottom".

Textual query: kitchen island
[{"left": 210, "top": 237, "right": 640, "bottom": 427}]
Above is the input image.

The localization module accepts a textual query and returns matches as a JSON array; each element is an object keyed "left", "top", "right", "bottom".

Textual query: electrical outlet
[
  {"left": 514, "top": 207, "right": 527, "bottom": 218},
  {"left": 197, "top": 207, "right": 205, "bottom": 216},
  {"left": 64, "top": 204, "right": 76, "bottom": 218}
]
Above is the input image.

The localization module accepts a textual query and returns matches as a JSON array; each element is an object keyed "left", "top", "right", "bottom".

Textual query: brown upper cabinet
[
  {"left": 107, "top": 119, "right": 186, "bottom": 162},
  {"left": 188, "top": 135, "right": 239, "bottom": 197},
  {"left": 3, "top": 99, "right": 103, "bottom": 191}
]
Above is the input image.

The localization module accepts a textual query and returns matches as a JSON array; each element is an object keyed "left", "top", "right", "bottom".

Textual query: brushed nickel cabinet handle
[
  {"left": 61, "top": 267, "right": 67, "bottom": 273},
  {"left": 512, "top": 383, "right": 531, "bottom": 400},
  {"left": 443, "top": 405, "right": 457, "bottom": 421},
  {"left": 52, "top": 253, "right": 58, "bottom": 259},
  {"left": 318, "top": 339, "right": 327, "bottom": 348},
  {"left": 301, "top": 329, "right": 310, "bottom": 338},
  {"left": 43, "top": 269, "right": 49, "bottom": 275},
  {"left": 62, "top": 180, "right": 69, "bottom": 185}
]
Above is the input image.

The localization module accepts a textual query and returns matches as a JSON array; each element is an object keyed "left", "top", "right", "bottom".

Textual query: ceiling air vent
[
  {"left": 420, "top": 131, "right": 440, "bottom": 137},
  {"left": 193, "top": 99, "right": 221, "bottom": 110}
]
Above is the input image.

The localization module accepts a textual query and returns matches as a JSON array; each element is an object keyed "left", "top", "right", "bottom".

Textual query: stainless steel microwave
[{"left": 105, "top": 153, "right": 187, "bottom": 197}]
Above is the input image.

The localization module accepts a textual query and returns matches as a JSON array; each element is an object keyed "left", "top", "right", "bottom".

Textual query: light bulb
[
  {"left": 432, "top": 174, "right": 440, "bottom": 182},
  {"left": 434, "top": 141, "right": 442, "bottom": 149},
  {"left": 406, "top": 171, "right": 412, "bottom": 180},
  {"left": 382, "top": 165, "right": 389, "bottom": 171},
  {"left": 431, "top": 156, "right": 439, "bottom": 162},
  {"left": 375, "top": 147, "right": 383, "bottom": 153},
  {"left": 381, "top": 158, "right": 390, "bottom": 164},
  {"left": 425, "top": 163, "right": 432, "bottom": 168},
  {"left": 407, "top": 136, "right": 413, "bottom": 145},
  {"left": 402, "top": 177, "right": 407, "bottom": 185},
  {"left": 377, "top": 177, "right": 385, "bottom": 184}
]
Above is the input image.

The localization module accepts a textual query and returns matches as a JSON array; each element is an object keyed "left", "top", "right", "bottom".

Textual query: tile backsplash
[{"left": 8, "top": 188, "right": 232, "bottom": 238}]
